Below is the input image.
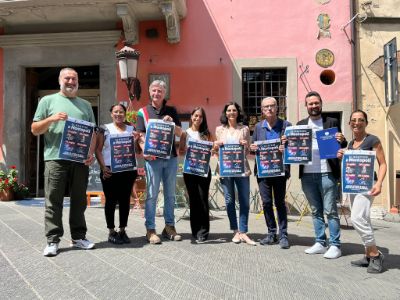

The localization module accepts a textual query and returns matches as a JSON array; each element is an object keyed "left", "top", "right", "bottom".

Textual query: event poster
[
  {"left": 183, "top": 138, "right": 213, "bottom": 177},
  {"left": 110, "top": 133, "right": 137, "bottom": 173},
  {"left": 316, "top": 127, "right": 340, "bottom": 159},
  {"left": 342, "top": 150, "right": 376, "bottom": 194},
  {"left": 59, "top": 117, "right": 95, "bottom": 163},
  {"left": 219, "top": 144, "right": 245, "bottom": 177},
  {"left": 143, "top": 119, "right": 175, "bottom": 159},
  {"left": 283, "top": 125, "right": 312, "bottom": 164},
  {"left": 255, "top": 139, "right": 285, "bottom": 178}
]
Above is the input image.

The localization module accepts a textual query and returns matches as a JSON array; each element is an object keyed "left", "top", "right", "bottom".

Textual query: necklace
[{"left": 352, "top": 134, "right": 367, "bottom": 149}]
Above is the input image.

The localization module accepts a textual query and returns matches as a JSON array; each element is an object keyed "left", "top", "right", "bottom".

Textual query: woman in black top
[{"left": 338, "top": 110, "right": 387, "bottom": 273}]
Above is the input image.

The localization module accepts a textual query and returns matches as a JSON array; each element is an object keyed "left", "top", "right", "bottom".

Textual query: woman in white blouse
[
  {"left": 214, "top": 102, "right": 255, "bottom": 245},
  {"left": 180, "top": 107, "right": 213, "bottom": 243},
  {"left": 95, "top": 104, "right": 138, "bottom": 245}
]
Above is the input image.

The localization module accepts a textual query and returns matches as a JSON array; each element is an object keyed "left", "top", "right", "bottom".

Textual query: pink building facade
[
  {"left": 0, "top": 0, "right": 353, "bottom": 195},
  {"left": 125, "top": 0, "right": 354, "bottom": 130}
]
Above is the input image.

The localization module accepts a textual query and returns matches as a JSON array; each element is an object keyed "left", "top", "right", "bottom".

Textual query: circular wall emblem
[{"left": 316, "top": 49, "right": 334, "bottom": 68}]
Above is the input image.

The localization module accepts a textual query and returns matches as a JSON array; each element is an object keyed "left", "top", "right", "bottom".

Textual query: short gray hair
[
  {"left": 261, "top": 97, "right": 277, "bottom": 105},
  {"left": 59, "top": 67, "right": 78, "bottom": 79},
  {"left": 149, "top": 80, "right": 167, "bottom": 91}
]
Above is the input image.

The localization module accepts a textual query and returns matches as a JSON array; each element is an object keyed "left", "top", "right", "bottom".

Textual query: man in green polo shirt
[{"left": 31, "top": 68, "right": 96, "bottom": 257}]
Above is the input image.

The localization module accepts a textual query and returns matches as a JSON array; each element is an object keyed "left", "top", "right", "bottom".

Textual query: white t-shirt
[
  {"left": 186, "top": 128, "right": 201, "bottom": 144},
  {"left": 102, "top": 123, "right": 134, "bottom": 166},
  {"left": 303, "top": 118, "right": 332, "bottom": 173}
]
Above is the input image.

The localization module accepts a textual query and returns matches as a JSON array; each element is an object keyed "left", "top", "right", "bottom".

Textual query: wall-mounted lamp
[{"left": 115, "top": 42, "right": 140, "bottom": 101}]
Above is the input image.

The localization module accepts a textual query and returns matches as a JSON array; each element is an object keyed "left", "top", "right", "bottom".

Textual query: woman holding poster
[
  {"left": 214, "top": 102, "right": 255, "bottom": 246},
  {"left": 179, "top": 107, "right": 214, "bottom": 243},
  {"left": 95, "top": 104, "right": 138, "bottom": 245},
  {"left": 338, "top": 110, "right": 387, "bottom": 273}
]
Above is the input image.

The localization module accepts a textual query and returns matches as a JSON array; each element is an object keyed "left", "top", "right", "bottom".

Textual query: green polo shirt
[{"left": 33, "top": 93, "right": 96, "bottom": 161}]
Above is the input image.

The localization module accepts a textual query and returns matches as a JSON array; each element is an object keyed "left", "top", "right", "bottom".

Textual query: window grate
[{"left": 242, "top": 68, "right": 287, "bottom": 130}]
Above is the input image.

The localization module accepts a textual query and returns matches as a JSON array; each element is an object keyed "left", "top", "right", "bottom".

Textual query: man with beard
[
  {"left": 296, "top": 91, "right": 347, "bottom": 259},
  {"left": 32, "top": 68, "right": 96, "bottom": 257}
]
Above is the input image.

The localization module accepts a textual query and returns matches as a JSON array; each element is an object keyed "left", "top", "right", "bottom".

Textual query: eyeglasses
[
  {"left": 261, "top": 105, "right": 276, "bottom": 110},
  {"left": 350, "top": 118, "right": 366, "bottom": 123}
]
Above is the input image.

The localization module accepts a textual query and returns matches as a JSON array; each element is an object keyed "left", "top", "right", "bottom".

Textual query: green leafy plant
[
  {"left": 125, "top": 110, "right": 138, "bottom": 126},
  {"left": 0, "top": 165, "right": 18, "bottom": 192},
  {"left": 0, "top": 165, "right": 30, "bottom": 199}
]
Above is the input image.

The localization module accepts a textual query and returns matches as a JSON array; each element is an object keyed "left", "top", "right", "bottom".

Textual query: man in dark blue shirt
[{"left": 250, "top": 97, "right": 291, "bottom": 249}]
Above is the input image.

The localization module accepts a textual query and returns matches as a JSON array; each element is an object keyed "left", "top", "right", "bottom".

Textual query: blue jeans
[
  {"left": 301, "top": 173, "right": 341, "bottom": 247},
  {"left": 220, "top": 176, "right": 250, "bottom": 233},
  {"left": 144, "top": 156, "right": 178, "bottom": 230}
]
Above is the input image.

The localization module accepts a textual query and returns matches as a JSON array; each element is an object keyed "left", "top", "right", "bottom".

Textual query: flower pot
[{"left": 0, "top": 189, "right": 14, "bottom": 201}]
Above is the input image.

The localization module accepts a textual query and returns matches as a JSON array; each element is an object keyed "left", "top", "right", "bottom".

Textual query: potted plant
[
  {"left": 125, "top": 109, "right": 138, "bottom": 126},
  {"left": 0, "top": 165, "right": 29, "bottom": 201},
  {"left": 14, "top": 183, "right": 30, "bottom": 200}
]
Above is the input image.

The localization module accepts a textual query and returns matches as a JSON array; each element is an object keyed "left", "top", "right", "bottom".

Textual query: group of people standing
[{"left": 32, "top": 68, "right": 387, "bottom": 274}]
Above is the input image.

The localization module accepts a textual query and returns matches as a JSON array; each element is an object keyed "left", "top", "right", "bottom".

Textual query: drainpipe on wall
[
  {"left": 385, "top": 105, "right": 396, "bottom": 214},
  {"left": 350, "top": 0, "right": 358, "bottom": 112},
  {"left": 348, "top": 2, "right": 387, "bottom": 218}
]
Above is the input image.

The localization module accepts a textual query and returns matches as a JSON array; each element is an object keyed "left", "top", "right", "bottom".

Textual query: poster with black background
[
  {"left": 219, "top": 144, "right": 245, "bottom": 177},
  {"left": 183, "top": 138, "right": 213, "bottom": 177},
  {"left": 255, "top": 139, "right": 285, "bottom": 178},
  {"left": 284, "top": 125, "right": 312, "bottom": 164},
  {"left": 59, "top": 117, "right": 95, "bottom": 163},
  {"left": 342, "top": 150, "right": 375, "bottom": 194},
  {"left": 110, "top": 133, "right": 137, "bottom": 173},
  {"left": 143, "top": 119, "right": 175, "bottom": 159}
]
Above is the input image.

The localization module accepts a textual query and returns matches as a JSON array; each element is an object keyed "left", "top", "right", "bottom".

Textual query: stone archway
[{"left": 2, "top": 31, "right": 119, "bottom": 182}]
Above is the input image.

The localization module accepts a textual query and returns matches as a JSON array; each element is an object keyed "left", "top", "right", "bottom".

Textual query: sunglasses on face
[{"left": 350, "top": 118, "right": 366, "bottom": 123}]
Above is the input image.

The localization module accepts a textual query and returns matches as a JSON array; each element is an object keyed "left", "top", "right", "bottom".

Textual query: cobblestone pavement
[{"left": 1, "top": 199, "right": 399, "bottom": 299}]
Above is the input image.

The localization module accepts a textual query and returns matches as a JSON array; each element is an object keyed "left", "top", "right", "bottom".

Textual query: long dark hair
[
  {"left": 219, "top": 101, "right": 245, "bottom": 125},
  {"left": 190, "top": 107, "right": 211, "bottom": 140}
]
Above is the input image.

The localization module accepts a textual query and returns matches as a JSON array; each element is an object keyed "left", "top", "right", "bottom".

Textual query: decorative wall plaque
[
  {"left": 317, "top": 13, "right": 331, "bottom": 39},
  {"left": 316, "top": 49, "right": 335, "bottom": 68}
]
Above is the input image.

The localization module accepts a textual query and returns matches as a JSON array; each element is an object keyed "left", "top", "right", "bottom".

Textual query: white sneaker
[
  {"left": 305, "top": 242, "right": 327, "bottom": 254},
  {"left": 323, "top": 245, "right": 342, "bottom": 259},
  {"left": 71, "top": 238, "right": 95, "bottom": 250},
  {"left": 43, "top": 242, "right": 59, "bottom": 257}
]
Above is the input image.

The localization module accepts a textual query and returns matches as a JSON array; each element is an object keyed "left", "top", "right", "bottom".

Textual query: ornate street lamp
[{"left": 115, "top": 43, "right": 140, "bottom": 101}]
